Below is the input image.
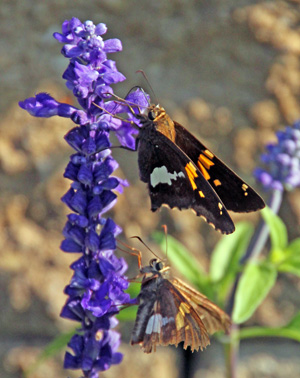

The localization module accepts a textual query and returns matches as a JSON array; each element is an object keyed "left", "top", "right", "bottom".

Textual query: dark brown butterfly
[
  {"left": 130, "top": 257, "right": 231, "bottom": 353},
  {"left": 134, "top": 102, "right": 265, "bottom": 235},
  {"left": 98, "top": 89, "right": 265, "bottom": 234}
]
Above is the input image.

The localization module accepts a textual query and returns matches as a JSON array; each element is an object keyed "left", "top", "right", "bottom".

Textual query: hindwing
[{"left": 174, "top": 122, "right": 265, "bottom": 212}]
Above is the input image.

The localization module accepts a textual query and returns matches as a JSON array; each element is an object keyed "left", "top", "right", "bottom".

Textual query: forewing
[
  {"left": 137, "top": 128, "right": 235, "bottom": 234},
  {"left": 172, "top": 277, "right": 231, "bottom": 334},
  {"left": 174, "top": 122, "right": 265, "bottom": 213}
]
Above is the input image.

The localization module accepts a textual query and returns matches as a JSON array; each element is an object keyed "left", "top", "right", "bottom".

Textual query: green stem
[
  {"left": 225, "top": 323, "right": 240, "bottom": 378},
  {"left": 242, "top": 189, "right": 283, "bottom": 264},
  {"left": 224, "top": 189, "right": 283, "bottom": 377}
]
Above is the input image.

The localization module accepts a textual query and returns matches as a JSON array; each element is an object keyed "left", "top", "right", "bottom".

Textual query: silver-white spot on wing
[
  {"left": 145, "top": 314, "right": 175, "bottom": 334},
  {"left": 163, "top": 316, "right": 174, "bottom": 325},
  {"left": 150, "top": 166, "right": 185, "bottom": 188},
  {"left": 146, "top": 314, "right": 162, "bottom": 334}
]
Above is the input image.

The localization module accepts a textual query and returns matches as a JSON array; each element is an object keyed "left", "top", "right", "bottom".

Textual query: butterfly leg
[{"left": 117, "top": 239, "right": 143, "bottom": 269}]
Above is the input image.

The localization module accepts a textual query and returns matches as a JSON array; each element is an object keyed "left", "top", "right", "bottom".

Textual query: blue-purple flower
[
  {"left": 19, "top": 17, "right": 148, "bottom": 377},
  {"left": 254, "top": 120, "right": 300, "bottom": 192}
]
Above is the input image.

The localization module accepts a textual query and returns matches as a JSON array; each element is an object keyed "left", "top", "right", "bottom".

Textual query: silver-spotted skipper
[
  {"left": 133, "top": 102, "right": 265, "bottom": 234},
  {"left": 130, "top": 257, "right": 231, "bottom": 353}
]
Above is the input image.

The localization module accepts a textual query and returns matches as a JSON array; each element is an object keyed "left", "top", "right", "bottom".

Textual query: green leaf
[
  {"left": 24, "top": 329, "right": 76, "bottom": 377},
  {"left": 239, "top": 312, "right": 300, "bottom": 342},
  {"left": 278, "top": 255, "right": 300, "bottom": 277},
  {"left": 232, "top": 261, "right": 277, "bottom": 324},
  {"left": 239, "top": 326, "right": 300, "bottom": 342},
  {"left": 116, "top": 282, "right": 140, "bottom": 321},
  {"left": 125, "top": 282, "right": 141, "bottom": 298},
  {"left": 210, "top": 222, "right": 254, "bottom": 283},
  {"left": 286, "top": 311, "right": 300, "bottom": 330},
  {"left": 262, "top": 206, "right": 288, "bottom": 251},
  {"left": 285, "top": 238, "right": 300, "bottom": 255},
  {"left": 117, "top": 304, "right": 138, "bottom": 321},
  {"left": 276, "top": 238, "right": 300, "bottom": 277},
  {"left": 152, "top": 231, "right": 210, "bottom": 294}
]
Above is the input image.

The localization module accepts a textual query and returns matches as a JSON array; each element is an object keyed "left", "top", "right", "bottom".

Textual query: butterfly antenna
[
  {"left": 92, "top": 101, "right": 140, "bottom": 130},
  {"left": 107, "top": 92, "right": 149, "bottom": 113},
  {"left": 130, "top": 236, "right": 162, "bottom": 261},
  {"left": 136, "top": 70, "right": 159, "bottom": 104},
  {"left": 117, "top": 239, "right": 142, "bottom": 269},
  {"left": 162, "top": 224, "right": 168, "bottom": 259}
]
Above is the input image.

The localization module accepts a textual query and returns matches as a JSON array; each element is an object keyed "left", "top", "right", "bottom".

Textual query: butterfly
[
  {"left": 132, "top": 102, "right": 265, "bottom": 234},
  {"left": 131, "top": 257, "right": 231, "bottom": 353}
]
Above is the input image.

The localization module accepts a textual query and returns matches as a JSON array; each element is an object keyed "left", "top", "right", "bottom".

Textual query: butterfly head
[
  {"left": 147, "top": 104, "right": 166, "bottom": 122},
  {"left": 140, "top": 258, "right": 170, "bottom": 278}
]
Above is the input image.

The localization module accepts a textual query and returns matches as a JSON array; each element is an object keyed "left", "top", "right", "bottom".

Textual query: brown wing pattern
[
  {"left": 172, "top": 277, "right": 231, "bottom": 334},
  {"left": 139, "top": 280, "right": 210, "bottom": 353}
]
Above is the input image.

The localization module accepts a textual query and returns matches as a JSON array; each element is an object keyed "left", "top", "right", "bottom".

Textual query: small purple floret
[{"left": 254, "top": 120, "right": 300, "bottom": 192}]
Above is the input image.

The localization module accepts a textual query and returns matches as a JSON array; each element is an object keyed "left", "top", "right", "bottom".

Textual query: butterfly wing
[
  {"left": 174, "top": 121, "right": 265, "bottom": 213},
  {"left": 137, "top": 127, "right": 235, "bottom": 234},
  {"left": 172, "top": 277, "right": 231, "bottom": 334},
  {"left": 131, "top": 278, "right": 210, "bottom": 353}
]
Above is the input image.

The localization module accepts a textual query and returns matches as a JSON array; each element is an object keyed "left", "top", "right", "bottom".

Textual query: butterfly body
[
  {"left": 131, "top": 258, "right": 231, "bottom": 353},
  {"left": 135, "top": 104, "right": 265, "bottom": 234}
]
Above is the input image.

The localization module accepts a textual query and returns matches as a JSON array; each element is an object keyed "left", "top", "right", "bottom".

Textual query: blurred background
[{"left": 1, "top": 0, "right": 300, "bottom": 377}]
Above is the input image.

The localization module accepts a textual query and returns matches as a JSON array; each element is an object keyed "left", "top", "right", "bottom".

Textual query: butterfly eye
[
  {"left": 149, "top": 259, "right": 164, "bottom": 271},
  {"left": 155, "top": 261, "right": 164, "bottom": 271},
  {"left": 148, "top": 111, "right": 156, "bottom": 120}
]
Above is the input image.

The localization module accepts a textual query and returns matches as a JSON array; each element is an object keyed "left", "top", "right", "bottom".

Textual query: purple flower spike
[
  {"left": 254, "top": 120, "right": 300, "bottom": 192},
  {"left": 19, "top": 17, "right": 148, "bottom": 377}
]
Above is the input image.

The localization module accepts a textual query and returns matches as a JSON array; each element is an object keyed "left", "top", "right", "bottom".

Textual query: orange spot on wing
[
  {"left": 218, "top": 202, "right": 223, "bottom": 215},
  {"left": 185, "top": 162, "right": 198, "bottom": 190},
  {"left": 197, "top": 161, "right": 211, "bottom": 180},
  {"left": 199, "top": 190, "right": 205, "bottom": 198},
  {"left": 176, "top": 312, "right": 185, "bottom": 330},
  {"left": 179, "top": 302, "right": 191, "bottom": 314},
  {"left": 242, "top": 183, "right": 248, "bottom": 196},
  {"left": 198, "top": 154, "right": 214, "bottom": 170},
  {"left": 213, "top": 179, "right": 221, "bottom": 187},
  {"left": 203, "top": 149, "right": 214, "bottom": 159}
]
